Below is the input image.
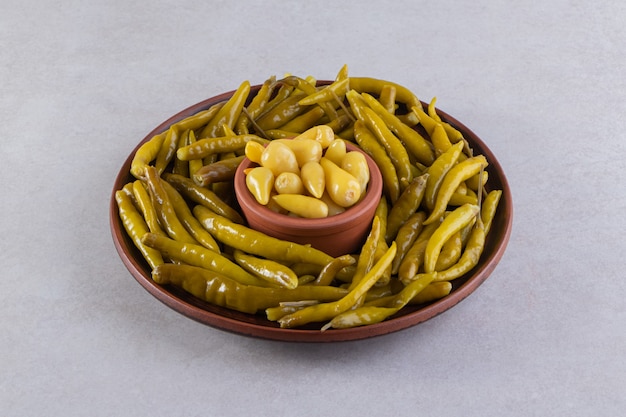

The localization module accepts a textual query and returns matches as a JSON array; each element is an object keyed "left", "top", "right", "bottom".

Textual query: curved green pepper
[
  {"left": 152, "top": 263, "right": 348, "bottom": 314},
  {"left": 163, "top": 173, "right": 244, "bottom": 224},
  {"left": 275, "top": 242, "right": 397, "bottom": 329},
  {"left": 193, "top": 206, "right": 335, "bottom": 266},
  {"left": 233, "top": 249, "right": 299, "bottom": 289},
  {"left": 200, "top": 80, "right": 251, "bottom": 138},
  {"left": 142, "top": 233, "right": 268, "bottom": 287}
]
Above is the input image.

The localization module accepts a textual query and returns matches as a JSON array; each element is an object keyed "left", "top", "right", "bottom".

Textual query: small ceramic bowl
[{"left": 233, "top": 142, "right": 383, "bottom": 257}]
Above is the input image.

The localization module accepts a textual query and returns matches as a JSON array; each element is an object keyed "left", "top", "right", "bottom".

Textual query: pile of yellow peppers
[
  {"left": 243, "top": 126, "right": 371, "bottom": 218},
  {"left": 115, "top": 65, "right": 502, "bottom": 330}
]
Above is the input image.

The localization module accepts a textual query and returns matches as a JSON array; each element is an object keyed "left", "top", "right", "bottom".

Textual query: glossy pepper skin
[
  {"left": 233, "top": 249, "right": 299, "bottom": 289},
  {"left": 193, "top": 205, "right": 335, "bottom": 266},
  {"left": 276, "top": 242, "right": 397, "bottom": 329},
  {"left": 424, "top": 204, "right": 480, "bottom": 273},
  {"left": 348, "top": 76, "right": 422, "bottom": 110},
  {"left": 142, "top": 232, "right": 268, "bottom": 287},
  {"left": 424, "top": 141, "right": 465, "bottom": 210},
  {"left": 144, "top": 166, "right": 198, "bottom": 245},
  {"left": 384, "top": 173, "right": 429, "bottom": 244},
  {"left": 354, "top": 120, "right": 400, "bottom": 203},
  {"left": 115, "top": 190, "right": 163, "bottom": 270},
  {"left": 152, "top": 263, "right": 348, "bottom": 314},
  {"left": 163, "top": 173, "right": 244, "bottom": 224},
  {"left": 433, "top": 190, "right": 501, "bottom": 282},
  {"left": 361, "top": 92, "right": 435, "bottom": 166},
  {"left": 424, "top": 155, "right": 488, "bottom": 225},
  {"left": 348, "top": 216, "right": 381, "bottom": 291},
  {"left": 200, "top": 80, "right": 251, "bottom": 138},
  {"left": 323, "top": 272, "right": 436, "bottom": 330}
]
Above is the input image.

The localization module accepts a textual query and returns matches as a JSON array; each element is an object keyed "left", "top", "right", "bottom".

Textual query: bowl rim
[
  {"left": 109, "top": 81, "right": 513, "bottom": 342},
  {"left": 233, "top": 141, "right": 383, "bottom": 233}
]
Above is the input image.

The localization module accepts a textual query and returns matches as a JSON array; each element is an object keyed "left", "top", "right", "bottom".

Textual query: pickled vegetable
[{"left": 118, "top": 66, "right": 505, "bottom": 331}]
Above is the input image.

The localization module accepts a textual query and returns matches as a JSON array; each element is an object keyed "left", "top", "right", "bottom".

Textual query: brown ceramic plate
[{"left": 110, "top": 82, "right": 513, "bottom": 342}]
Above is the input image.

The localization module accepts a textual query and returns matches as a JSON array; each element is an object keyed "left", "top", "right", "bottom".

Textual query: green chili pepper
[
  {"left": 434, "top": 221, "right": 486, "bottom": 282},
  {"left": 289, "top": 263, "right": 323, "bottom": 278},
  {"left": 354, "top": 120, "right": 400, "bottom": 203},
  {"left": 119, "top": 182, "right": 136, "bottom": 201},
  {"left": 265, "top": 300, "right": 320, "bottom": 321},
  {"left": 431, "top": 190, "right": 500, "bottom": 281},
  {"left": 255, "top": 91, "right": 309, "bottom": 131},
  {"left": 378, "top": 84, "right": 397, "bottom": 114},
  {"left": 292, "top": 76, "right": 339, "bottom": 121},
  {"left": 297, "top": 275, "right": 317, "bottom": 285},
  {"left": 278, "top": 106, "right": 327, "bottom": 133},
  {"left": 430, "top": 122, "right": 453, "bottom": 156},
  {"left": 131, "top": 180, "right": 165, "bottom": 236},
  {"left": 298, "top": 78, "right": 350, "bottom": 106},
  {"left": 424, "top": 204, "right": 479, "bottom": 273},
  {"left": 184, "top": 130, "right": 204, "bottom": 178},
  {"left": 176, "top": 134, "right": 267, "bottom": 161},
  {"left": 365, "top": 280, "right": 452, "bottom": 308},
  {"left": 360, "top": 106, "right": 413, "bottom": 188},
  {"left": 171, "top": 129, "right": 190, "bottom": 177},
  {"left": 160, "top": 181, "right": 221, "bottom": 252},
  {"left": 144, "top": 166, "right": 198, "bottom": 245},
  {"left": 361, "top": 93, "right": 435, "bottom": 166},
  {"left": 336, "top": 124, "right": 356, "bottom": 141},
  {"left": 312, "top": 255, "right": 356, "bottom": 286},
  {"left": 152, "top": 263, "right": 349, "bottom": 314},
  {"left": 348, "top": 77, "right": 422, "bottom": 110},
  {"left": 256, "top": 78, "right": 297, "bottom": 121},
  {"left": 193, "top": 205, "right": 335, "bottom": 266},
  {"left": 236, "top": 76, "right": 276, "bottom": 134},
  {"left": 263, "top": 129, "right": 301, "bottom": 139},
  {"left": 192, "top": 155, "right": 245, "bottom": 187},
  {"left": 321, "top": 305, "right": 398, "bottom": 330},
  {"left": 275, "top": 242, "right": 397, "bottom": 329},
  {"left": 347, "top": 216, "right": 381, "bottom": 291},
  {"left": 412, "top": 104, "right": 439, "bottom": 136},
  {"left": 398, "top": 220, "right": 441, "bottom": 285},
  {"left": 374, "top": 198, "right": 389, "bottom": 241},
  {"left": 383, "top": 271, "right": 438, "bottom": 308},
  {"left": 370, "top": 197, "right": 392, "bottom": 287},
  {"left": 385, "top": 173, "right": 428, "bottom": 244},
  {"left": 434, "top": 230, "right": 463, "bottom": 271},
  {"left": 173, "top": 101, "right": 225, "bottom": 133},
  {"left": 426, "top": 97, "right": 464, "bottom": 143},
  {"left": 448, "top": 191, "right": 478, "bottom": 206},
  {"left": 424, "top": 155, "right": 488, "bottom": 224},
  {"left": 465, "top": 169, "right": 488, "bottom": 192},
  {"left": 325, "top": 111, "right": 352, "bottom": 134},
  {"left": 412, "top": 281, "right": 452, "bottom": 304},
  {"left": 373, "top": 240, "right": 392, "bottom": 287},
  {"left": 481, "top": 189, "right": 502, "bottom": 235},
  {"left": 345, "top": 89, "right": 370, "bottom": 121},
  {"left": 142, "top": 233, "right": 271, "bottom": 287},
  {"left": 163, "top": 173, "right": 243, "bottom": 224},
  {"left": 130, "top": 131, "right": 166, "bottom": 179},
  {"left": 115, "top": 190, "right": 163, "bottom": 269},
  {"left": 200, "top": 80, "right": 251, "bottom": 138},
  {"left": 424, "top": 141, "right": 465, "bottom": 210},
  {"left": 391, "top": 211, "right": 426, "bottom": 275},
  {"left": 334, "top": 64, "right": 349, "bottom": 82},
  {"left": 322, "top": 272, "right": 436, "bottom": 330},
  {"left": 233, "top": 249, "right": 299, "bottom": 289}
]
